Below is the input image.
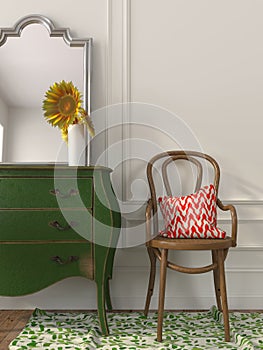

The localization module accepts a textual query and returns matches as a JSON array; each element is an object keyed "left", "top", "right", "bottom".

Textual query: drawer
[
  {"left": 0, "top": 177, "right": 93, "bottom": 208},
  {"left": 0, "top": 242, "right": 93, "bottom": 295},
  {"left": 0, "top": 210, "right": 92, "bottom": 241}
]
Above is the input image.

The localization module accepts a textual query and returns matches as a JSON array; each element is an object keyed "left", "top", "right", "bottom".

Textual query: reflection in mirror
[{"left": 0, "top": 15, "right": 91, "bottom": 164}]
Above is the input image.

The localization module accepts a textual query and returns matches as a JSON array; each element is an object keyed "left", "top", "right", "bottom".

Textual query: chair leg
[
  {"left": 218, "top": 249, "right": 230, "bottom": 342},
  {"left": 212, "top": 250, "right": 222, "bottom": 311},
  {"left": 157, "top": 248, "right": 168, "bottom": 342},
  {"left": 144, "top": 247, "right": 157, "bottom": 316}
]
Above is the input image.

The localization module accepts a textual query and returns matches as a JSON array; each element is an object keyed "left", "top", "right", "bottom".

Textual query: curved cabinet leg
[
  {"left": 96, "top": 279, "right": 109, "bottom": 336},
  {"left": 105, "top": 277, "right": 113, "bottom": 311}
]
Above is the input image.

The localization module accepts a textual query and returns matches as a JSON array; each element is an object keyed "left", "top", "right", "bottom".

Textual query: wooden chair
[{"left": 144, "top": 150, "right": 237, "bottom": 342}]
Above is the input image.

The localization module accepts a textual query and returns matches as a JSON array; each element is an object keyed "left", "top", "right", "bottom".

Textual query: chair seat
[{"left": 147, "top": 235, "right": 233, "bottom": 250}]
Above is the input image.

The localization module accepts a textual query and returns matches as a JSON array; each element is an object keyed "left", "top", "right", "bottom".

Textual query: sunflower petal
[{"left": 43, "top": 80, "right": 94, "bottom": 142}]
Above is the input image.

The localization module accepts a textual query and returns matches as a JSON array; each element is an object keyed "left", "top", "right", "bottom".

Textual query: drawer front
[
  {"left": 0, "top": 177, "right": 93, "bottom": 208},
  {"left": 0, "top": 210, "right": 92, "bottom": 241},
  {"left": 0, "top": 243, "right": 93, "bottom": 296}
]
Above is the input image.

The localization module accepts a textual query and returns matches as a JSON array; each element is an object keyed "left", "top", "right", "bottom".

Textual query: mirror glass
[{"left": 0, "top": 15, "right": 91, "bottom": 163}]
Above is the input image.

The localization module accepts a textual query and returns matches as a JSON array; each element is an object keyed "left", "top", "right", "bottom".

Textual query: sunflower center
[{"left": 58, "top": 95, "right": 77, "bottom": 116}]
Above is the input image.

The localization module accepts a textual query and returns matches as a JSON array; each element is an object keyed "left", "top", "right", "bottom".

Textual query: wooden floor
[{"left": 0, "top": 310, "right": 32, "bottom": 349}]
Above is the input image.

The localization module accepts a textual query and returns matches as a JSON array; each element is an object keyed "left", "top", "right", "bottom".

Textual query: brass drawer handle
[
  {"left": 51, "top": 255, "right": 79, "bottom": 265},
  {"left": 49, "top": 220, "right": 78, "bottom": 231},
  {"left": 49, "top": 188, "right": 79, "bottom": 198}
]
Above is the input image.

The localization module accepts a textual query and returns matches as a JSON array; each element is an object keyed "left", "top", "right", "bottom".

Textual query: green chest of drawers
[{"left": 0, "top": 164, "right": 121, "bottom": 335}]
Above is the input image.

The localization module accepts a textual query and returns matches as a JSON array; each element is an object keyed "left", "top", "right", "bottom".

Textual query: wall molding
[
  {"left": 121, "top": 0, "right": 131, "bottom": 200},
  {"left": 106, "top": 0, "right": 131, "bottom": 105},
  {"left": 233, "top": 245, "right": 263, "bottom": 251},
  {"left": 122, "top": 0, "right": 131, "bottom": 104},
  {"left": 121, "top": 199, "right": 263, "bottom": 220},
  {"left": 223, "top": 200, "right": 263, "bottom": 205},
  {"left": 106, "top": 0, "right": 132, "bottom": 200}
]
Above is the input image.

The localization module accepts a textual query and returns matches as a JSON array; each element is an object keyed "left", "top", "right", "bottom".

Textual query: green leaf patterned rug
[{"left": 9, "top": 306, "right": 263, "bottom": 350}]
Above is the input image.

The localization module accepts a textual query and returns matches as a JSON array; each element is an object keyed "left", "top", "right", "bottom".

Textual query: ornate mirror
[{"left": 0, "top": 14, "right": 92, "bottom": 164}]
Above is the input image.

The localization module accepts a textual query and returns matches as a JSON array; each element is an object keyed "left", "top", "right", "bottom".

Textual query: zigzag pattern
[{"left": 158, "top": 184, "right": 226, "bottom": 239}]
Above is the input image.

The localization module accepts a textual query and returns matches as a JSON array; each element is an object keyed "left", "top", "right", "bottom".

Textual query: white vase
[{"left": 68, "top": 124, "right": 86, "bottom": 166}]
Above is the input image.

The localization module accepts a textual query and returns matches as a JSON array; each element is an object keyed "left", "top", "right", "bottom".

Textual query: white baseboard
[
  {"left": 0, "top": 294, "right": 262, "bottom": 310},
  {"left": 110, "top": 296, "right": 263, "bottom": 311}
]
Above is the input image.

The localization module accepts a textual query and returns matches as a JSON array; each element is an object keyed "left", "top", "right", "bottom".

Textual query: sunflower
[{"left": 42, "top": 80, "right": 94, "bottom": 142}]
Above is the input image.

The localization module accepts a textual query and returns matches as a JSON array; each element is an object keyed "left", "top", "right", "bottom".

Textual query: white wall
[
  {"left": 130, "top": 0, "right": 263, "bottom": 200},
  {"left": 0, "top": 0, "right": 262, "bottom": 310},
  {"left": 0, "top": 97, "right": 8, "bottom": 126},
  {"left": 0, "top": 96, "right": 8, "bottom": 161}
]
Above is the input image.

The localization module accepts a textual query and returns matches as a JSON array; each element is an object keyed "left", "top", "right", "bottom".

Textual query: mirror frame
[{"left": 0, "top": 14, "right": 92, "bottom": 165}]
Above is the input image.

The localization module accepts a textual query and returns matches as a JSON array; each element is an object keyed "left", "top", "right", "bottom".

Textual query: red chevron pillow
[{"left": 158, "top": 184, "right": 226, "bottom": 239}]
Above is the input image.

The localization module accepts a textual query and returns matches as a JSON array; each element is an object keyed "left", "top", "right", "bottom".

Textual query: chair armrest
[
  {"left": 217, "top": 198, "right": 238, "bottom": 247},
  {"left": 145, "top": 199, "right": 153, "bottom": 220}
]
